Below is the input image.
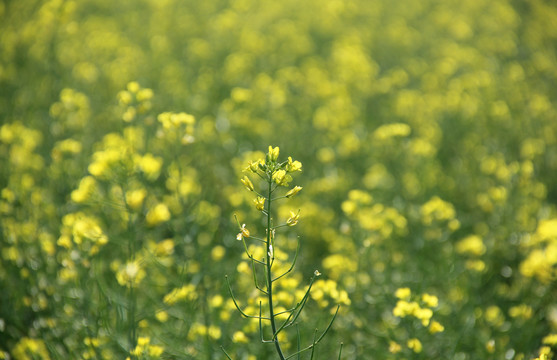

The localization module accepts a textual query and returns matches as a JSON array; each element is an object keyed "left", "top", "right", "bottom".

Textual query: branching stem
[{"left": 266, "top": 174, "right": 286, "bottom": 360}]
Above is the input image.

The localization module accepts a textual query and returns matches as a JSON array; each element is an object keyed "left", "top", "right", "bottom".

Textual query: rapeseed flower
[
  {"left": 136, "top": 153, "right": 163, "bottom": 181},
  {"left": 241, "top": 176, "right": 255, "bottom": 191},
  {"left": 211, "top": 245, "right": 226, "bottom": 261},
  {"left": 421, "top": 293, "right": 439, "bottom": 308},
  {"left": 233, "top": 331, "right": 249, "bottom": 343},
  {"left": 286, "top": 156, "right": 302, "bottom": 172},
  {"left": 146, "top": 203, "right": 171, "bottom": 226},
  {"left": 253, "top": 196, "right": 265, "bottom": 211},
  {"left": 125, "top": 188, "right": 147, "bottom": 210},
  {"left": 163, "top": 284, "right": 197, "bottom": 305},
  {"left": 285, "top": 186, "right": 302, "bottom": 198},
  {"left": 272, "top": 169, "right": 292, "bottom": 186},
  {"left": 456, "top": 235, "right": 486, "bottom": 256},
  {"left": 116, "top": 260, "right": 146, "bottom": 287},
  {"left": 395, "top": 287, "right": 411, "bottom": 300},
  {"left": 268, "top": 146, "right": 279, "bottom": 162},
  {"left": 429, "top": 320, "right": 445, "bottom": 333},
  {"left": 407, "top": 338, "right": 422, "bottom": 353},
  {"left": 286, "top": 210, "right": 300, "bottom": 226},
  {"left": 389, "top": 341, "right": 402, "bottom": 353},
  {"left": 542, "top": 334, "right": 557, "bottom": 345},
  {"left": 71, "top": 176, "right": 97, "bottom": 203}
]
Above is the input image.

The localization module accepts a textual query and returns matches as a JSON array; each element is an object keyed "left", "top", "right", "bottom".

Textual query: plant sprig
[{"left": 224, "top": 146, "right": 341, "bottom": 359}]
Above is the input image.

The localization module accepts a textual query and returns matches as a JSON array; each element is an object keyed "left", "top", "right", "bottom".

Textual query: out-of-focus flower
[{"left": 146, "top": 203, "right": 171, "bottom": 226}]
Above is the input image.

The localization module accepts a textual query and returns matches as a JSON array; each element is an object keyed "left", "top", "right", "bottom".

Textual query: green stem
[
  {"left": 266, "top": 175, "right": 286, "bottom": 360},
  {"left": 122, "top": 189, "right": 137, "bottom": 358}
]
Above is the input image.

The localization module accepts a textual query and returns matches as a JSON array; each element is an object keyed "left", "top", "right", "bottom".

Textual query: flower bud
[
  {"left": 286, "top": 186, "right": 302, "bottom": 198},
  {"left": 240, "top": 176, "right": 254, "bottom": 191},
  {"left": 268, "top": 146, "right": 280, "bottom": 162}
]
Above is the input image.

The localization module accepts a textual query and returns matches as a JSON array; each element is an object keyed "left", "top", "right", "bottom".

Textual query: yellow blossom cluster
[
  {"left": 163, "top": 284, "right": 198, "bottom": 305},
  {"left": 456, "top": 234, "right": 487, "bottom": 272},
  {"left": 310, "top": 279, "right": 351, "bottom": 308},
  {"left": 115, "top": 259, "right": 146, "bottom": 287},
  {"left": 393, "top": 288, "right": 443, "bottom": 332},
  {"left": 118, "top": 82, "right": 154, "bottom": 122},
  {"left": 128, "top": 336, "right": 164, "bottom": 358},
  {"left": 520, "top": 218, "right": 557, "bottom": 283},
  {"left": 12, "top": 338, "right": 51, "bottom": 360},
  {"left": 156, "top": 111, "right": 196, "bottom": 144},
  {"left": 57, "top": 212, "right": 108, "bottom": 255}
]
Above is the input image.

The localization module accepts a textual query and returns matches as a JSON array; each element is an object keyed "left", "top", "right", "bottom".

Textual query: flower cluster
[{"left": 389, "top": 288, "right": 444, "bottom": 355}]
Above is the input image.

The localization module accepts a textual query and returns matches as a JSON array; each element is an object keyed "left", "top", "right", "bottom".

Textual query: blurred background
[{"left": 1, "top": 0, "right": 557, "bottom": 359}]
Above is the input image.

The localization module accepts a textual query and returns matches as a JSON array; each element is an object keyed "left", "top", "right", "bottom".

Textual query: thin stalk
[
  {"left": 266, "top": 175, "right": 286, "bottom": 360},
  {"left": 122, "top": 189, "right": 137, "bottom": 358}
]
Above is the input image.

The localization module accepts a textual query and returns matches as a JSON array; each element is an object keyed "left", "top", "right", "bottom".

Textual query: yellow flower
[
  {"left": 485, "top": 339, "right": 496, "bottom": 353},
  {"left": 395, "top": 287, "right": 411, "bottom": 300},
  {"left": 208, "top": 325, "right": 221, "bottom": 340},
  {"left": 253, "top": 196, "right": 265, "bottom": 211},
  {"left": 421, "top": 293, "right": 439, "bottom": 308},
  {"left": 71, "top": 176, "right": 97, "bottom": 203},
  {"left": 136, "top": 153, "right": 163, "bottom": 181},
  {"left": 407, "top": 338, "right": 422, "bottom": 353},
  {"left": 137, "top": 88, "right": 154, "bottom": 102},
  {"left": 123, "top": 107, "right": 136, "bottom": 122},
  {"left": 155, "top": 310, "right": 169, "bottom": 322},
  {"left": 287, "top": 210, "right": 300, "bottom": 226},
  {"left": 415, "top": 307, "right": 433, "bottom": 326},
  {"left": 272, "top": 169, "right": 292, "bottom": 186},
  {"left": 126, "top": 188, "right": 147, "bottom": 210},
  {"left": 210, "top": 295, "right": 224, "bottom": 307},
  {"left": 285, "top": 186, "right": 302, "bottom": 198},
  {"left": 211, "top": 245, "right": 226, "bottom": 261},
  {"left": 116, "top": 260, "right": 146, "bottom": 287},
  {"left": 456, "top": 235, "right": 486, "bottom": 256},
  {"left": 542, "top": 333, "right": 557, "bottom": 345},
  {"left": 286, "top": 156, "right": 302, "bottom": 172},
  {"left": 392, "top": 300, "right": 419, "bottom": 317},
  {"left": 163, "top": 284, "right": 197, "bottom": 305},
  {"left": 268, "top": 146, "right": 280, "bottom": 162},
  {"left": 146, "top": 203, "right": 171, "bottom": 226},
  {"left": 509, "top": 304, "right": 533, "bottom": 320},
  {"left": 148, "top": 345, "right": 164, "bottom": 357},
  {"left": 118, "top": 90, "right": 133, "bottom": 105},
  {"left": 12, "top": 338, "right": 51, "bottom": 360},
  {"left": 429, "top": 321, "right": 445, "bottom": 333},
  {"left": 245, "top": 160, "right": 263, "bottom": 173},
  {"left": 137, "top": 337, "right": 150, "bottom": 346},
  {"left": 241, "top": 176, "right": 255, "bottom": 191},
  {"left": 127, "top": 81, "right": 140, "bottom": 93},
  {"left": 233, "top": 331, "right": 249, "bottom": 343},
  {"left": 389, "top": 341, "right": 401, "bottom": 354}
]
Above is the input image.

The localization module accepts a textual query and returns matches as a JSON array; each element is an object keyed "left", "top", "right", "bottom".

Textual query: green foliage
[{"left": 1, "top": 0, "right": 557, "bottom": 359}]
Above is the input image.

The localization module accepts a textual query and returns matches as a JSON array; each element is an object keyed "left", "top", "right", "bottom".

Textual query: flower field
[{"left": 1, "top": 0, "right": 557, "bottom": 358}]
